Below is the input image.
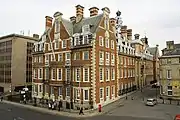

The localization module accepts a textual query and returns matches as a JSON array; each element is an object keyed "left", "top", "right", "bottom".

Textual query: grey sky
[{"left": 0, "top": 0, "right": 180, "bottom": 51}]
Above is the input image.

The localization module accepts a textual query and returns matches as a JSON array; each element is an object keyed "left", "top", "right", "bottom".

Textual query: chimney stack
[
  {"left": 45, "top": 16, "right": 53, "bottom": 30},
  {"left": 70, "top": 16, "right": 76, "bottom": 23},
  {"left": 53, "top": 11, "right": 63, "bottom": 19},
  {"left": 134, "top": 34, "right": 140, "bottom": 39},
  {"left": 89, "top": 7, "right": 99, "bottom": 17},
  {"left": 75, "top": 5, "right": 84, "bottom": 23},
  {"left": 102, "top": 7, "right": 110, "bottom": 15},
  {"left": 110, "top": 18, "right": 116, "bottom": 27},
  {"left": 121, "top": 25, "right": 127, "bottom": 40},
  {"left": 127, "top": 29, "right": 132, "bottom": 40},
  {"left": 33, "top": 34, "right": 39, "bottom": 39}
]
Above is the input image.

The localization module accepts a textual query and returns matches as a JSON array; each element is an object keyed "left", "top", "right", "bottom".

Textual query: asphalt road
[
  {"left": 105, "top": 86, "right": 179, "bottom": 120},
  {"left": 0, "top": 102, "right": 76, "bottom": 120},
  {"left": 0, "top": 87, "right": 178, "bottom": 120}
]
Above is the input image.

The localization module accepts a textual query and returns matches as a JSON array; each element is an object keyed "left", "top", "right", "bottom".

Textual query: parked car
[
  {"left": 174, "top": 114, "right": 180, "bottom": 120},
  {"left": 146, "top": 98, "right": 157, "bottom": 106}
]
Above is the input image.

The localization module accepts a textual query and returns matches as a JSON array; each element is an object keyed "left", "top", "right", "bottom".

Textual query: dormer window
[
  {"left": 75, "top": 36, "right": 79, "bottom": 46},
  {"left": 83, "top": 35, "right": 88, "bottom": 44},
  {"left": 55, "top": 20, "right": 60, "bottom": 33},
  {"left": 82, "top": 25, "right": 90, "bottom": 33}
]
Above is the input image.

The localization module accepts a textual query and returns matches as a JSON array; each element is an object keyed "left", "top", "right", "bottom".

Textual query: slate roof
[
  {"left": 162, "top": 43, "right": 180, "bottom": 56},
  {"left": 148, "top": 47, "right": 156, "bottom": 55},
  {"left": 73, "top": 14, "right": 103, "bottom": 34}
]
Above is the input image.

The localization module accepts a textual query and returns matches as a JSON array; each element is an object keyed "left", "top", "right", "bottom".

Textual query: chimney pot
[
  {"left": 102, "top": 7, "right": 110, "bottom": 14},
  {"left": 134, "top": 34, "right": 140, "bottom": 39},
  {"left": 89, "top": 7, "right": 99, "bottom": 17},
  {"left": 53, "top": 12, "right": 63, "bottom": 18},
  {"left": 70, "top": 16, "right": 76, "bottom": 22},
  {"left": 33, "top": 34, "right": 39, "bottom": 39}
]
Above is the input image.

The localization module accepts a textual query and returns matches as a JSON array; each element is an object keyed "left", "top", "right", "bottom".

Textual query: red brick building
[{"left": 32, "top": 5, "right": 118, "bottom": 109}]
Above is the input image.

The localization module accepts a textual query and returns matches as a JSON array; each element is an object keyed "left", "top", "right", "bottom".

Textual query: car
[
  {"left": 174, "top": 114, "right": 180, "bottom": 120},
  {"left": 146, "top": 98, "right": 157, "bottom": 106}
]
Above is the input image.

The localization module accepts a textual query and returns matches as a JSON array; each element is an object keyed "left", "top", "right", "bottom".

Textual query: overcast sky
[{"left": 0, "top": 0, "right": 180, "bottom": 51}]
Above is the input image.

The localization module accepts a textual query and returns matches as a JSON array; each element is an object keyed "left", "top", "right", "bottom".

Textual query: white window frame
[
  {"left": 106, "top": 52, "right": 110, "bottom": 65},
  {"left": 105, "top": 38, "right": 109, "bottom": 48},
  {"left": 38, "top": 84, "right": 42, "bottom": 93},
  {"left": 58, "top": 53, "right": 63, "bottom": 61},
  {"left": 65, "top": 52, "right": 70, "bottom": 61},
  {"left": 75, "top": 88, "right": 80, "bottom": 100},
  {"left": 82, "top": 25, "right": 90, "bottom": 33},
  {"left": 57, "top": 68, "right": 62, "bottom": 80},
  {"left": 83, "top": 89, "right": 89, "bottom": 101},
  {"left": 48, "top": 43, "right": 52, "bottom": 51},
  {"left": 111, "top": 53, "right": 115, "bottom": 65},
  {"left": 124, "top": 69, "right": 126, "bottom": 78},
  {"left": 100, "top": 88, "right": 104, "bottom": 101},
  {"left": 33, "top": 69, "right": 37, "bottom": 79},
  {"left": 83, "top": 51, "right": 89, "bottom": 60},
  {"left": 166, "top": 70, "right": 172, "bottom": 79},
  {"left": 75, "top": 68, "right": 80, "bottom": 82},
  {"left": 106, "top": 68, "right": 110, "bottom": 81},
  {"left": 38, "top": 68, "right": 43, "bottom": 79},
  {"left": 74, "top": 52, "right": 80, "bottom": 60},
  {"left": 62, "top": 40, "right": 66, "bottom": 49},
  {"left": 74, "top": 36, "right": 79, "bottom": 46},
  {"left": 99, "top": 36, "right": 104, "bottom": 46},
  {"left": 66, "top": 87, "right": 70, "bottom": 97},
  {"left": 58, "top": 86, "right": 62, "bottom": 96},
  {"left": 99, "top": 51, "right": 104, "bottom": 65},
  {"left": 111, "top": 85, "right": 115, "bottom": 97},
  {"left": 51, "top": 68, "right": 56, "bottom": 80},
  {"left": 121, "top": 69, "right": 123, "bottom": 78},
  {"left": 111, "top": 40, "right": 114, "bottom": 49},
  {"left": 83, "top": 67, "right": 89, "bottom": 82},
  {"left": 106, "top": 86, "right": 110, "bottom": 100},
  {"left": 83, "top": 35, "right": 88, "bottom": 44},
  {"left": 39, "top": 56, "right": 43, "bottom": 63},
  {"left": 50, "top": 86, "right": 54, "bottom": 95},
  {"left": 50, "top": 54, "right": 55, "bottom": 61},
  {"left": 111, "top": 68, "right": 115, "bottom": 80},
  {"left": 55, "top": 40, "right": 59, "bottom": 49},
  {"left": 99, "top": 67, "right": 104, "bottom": 82},
  {"left": 45, "top": 55, "right": 49, "bottom": 63}
]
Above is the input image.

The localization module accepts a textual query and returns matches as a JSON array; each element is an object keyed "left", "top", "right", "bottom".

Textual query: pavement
[
  {"left": 1, "top": 86, "right": 179, "bottom": 120},
  {"left": 0, "top": 90, "right": 138, "bottom": 119},
  {"left": 105, "top": 86, "right": 179, "bottom": 120}
]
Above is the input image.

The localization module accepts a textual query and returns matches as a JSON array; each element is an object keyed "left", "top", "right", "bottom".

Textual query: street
[{"left": 0, "top": 86, "right": 179, "bottom": 120}]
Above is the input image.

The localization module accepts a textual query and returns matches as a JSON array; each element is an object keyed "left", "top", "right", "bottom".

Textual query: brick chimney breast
[
  {"left": 75, "top": 4, "right": 84, "bottom": 23},
  {"left": 89, "top": 7, "right": 99, "bottom": 17},
  {"left": 45, "top": 16, "right": 53, "bottom": 30}
]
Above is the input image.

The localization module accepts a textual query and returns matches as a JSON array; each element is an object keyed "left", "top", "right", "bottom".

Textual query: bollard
[{"left": 98, "top": 104, "right": 102, "bottom": 112}]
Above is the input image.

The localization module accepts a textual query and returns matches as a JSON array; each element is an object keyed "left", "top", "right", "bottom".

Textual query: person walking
[
  {"left": 79, "top": 107, "right": 84, "bottom": 115},
  {"left": 58, "top": 101, "right": 61, "bottom": 111}
]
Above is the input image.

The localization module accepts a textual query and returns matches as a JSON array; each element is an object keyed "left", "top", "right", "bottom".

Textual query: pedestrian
[
  {"left": 48, "top": 102, "right": 51, "bottom": 110},
  {"left": 52, "top": 102, "right": 54, "bottom": 110},
  {"left": 0, "top": 96, "right": 3, "bottom": 101},
  {"left": 79, "top": 107, "right": 84, "bottom": 115},
  {"left": 58, "top": 101, "right": 61, "bottom": 111}
]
